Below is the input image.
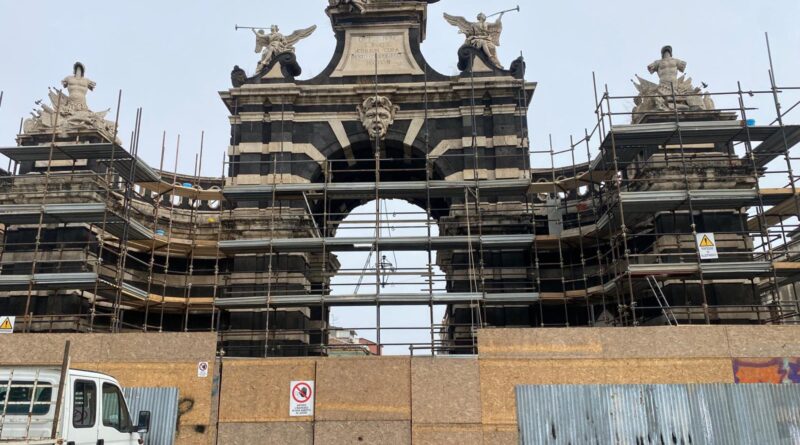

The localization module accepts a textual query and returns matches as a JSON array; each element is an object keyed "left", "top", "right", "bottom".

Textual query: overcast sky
[
  {"left": 2, "top": 0, "right": 798, "bottom": 172},
  {"left": 1, "top": 0, "right": 799, "bottom": 353}
]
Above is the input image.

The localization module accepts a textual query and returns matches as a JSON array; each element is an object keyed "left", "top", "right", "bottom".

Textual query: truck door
[
  {"left": 98, "top": 380, "right": 137, "bottom": 445},
  {"left": 64, "top": 376, "right": 100, "bottom": 445}
]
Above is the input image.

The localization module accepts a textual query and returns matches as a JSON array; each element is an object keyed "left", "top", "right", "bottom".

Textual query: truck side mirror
[{"left": 136, "top": 410, "right": 151, "bottom": 434}]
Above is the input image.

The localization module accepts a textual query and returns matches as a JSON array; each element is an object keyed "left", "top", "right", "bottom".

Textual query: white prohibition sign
[
  {"left": 197, "top": 361, "right": 209, "bottom": 378},
  {"left": 289, "top": 380, "right": 315, "bottom": 417}
]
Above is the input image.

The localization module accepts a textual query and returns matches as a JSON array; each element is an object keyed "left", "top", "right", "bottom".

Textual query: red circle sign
[{"left": 292, "top": 382, "right": 313, "bottom": 403}]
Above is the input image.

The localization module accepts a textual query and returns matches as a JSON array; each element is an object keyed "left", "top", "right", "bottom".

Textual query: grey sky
[
  {"left": 2, "top": 0, "right": 799, "bottom": 171},
  {"left": 1, "top": 0, "right": 799, "bottom": 353}
]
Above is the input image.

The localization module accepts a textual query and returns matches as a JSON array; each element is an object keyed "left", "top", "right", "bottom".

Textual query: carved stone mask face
[{"left": 358, "top": 96, "right": 399, "bottom": 140}]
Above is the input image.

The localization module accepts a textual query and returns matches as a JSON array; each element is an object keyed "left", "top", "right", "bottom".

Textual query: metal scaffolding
[{"left": 0, "top": 37, "right": 799, "bottom": 357}]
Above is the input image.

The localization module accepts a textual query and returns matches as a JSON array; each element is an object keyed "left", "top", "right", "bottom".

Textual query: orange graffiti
[{"left": 733, "top": 359, "right": 786, "bottom": 384}]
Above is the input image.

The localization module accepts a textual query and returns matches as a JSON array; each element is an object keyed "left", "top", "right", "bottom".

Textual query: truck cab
[{"left": 0, "top": 367, "right": 149, "bottom": 445}]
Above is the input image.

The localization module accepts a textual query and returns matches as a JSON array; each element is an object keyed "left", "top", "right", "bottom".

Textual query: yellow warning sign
[
  {"left": 696, "top": 233, "right": 719, "bottom": 260},
  {"left": 0, "top": 316, "right": 14, "bottom": 333}
]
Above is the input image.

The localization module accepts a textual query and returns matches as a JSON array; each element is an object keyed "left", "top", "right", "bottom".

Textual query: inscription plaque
[{"left": 332, "top": 29, "right": 423, "bottom": 77}]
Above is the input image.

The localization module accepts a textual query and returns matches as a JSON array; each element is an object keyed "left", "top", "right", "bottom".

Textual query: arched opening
[
  {"left": 307, "top": 136, "right": 452, "bottom": 235},
  {"left": 328, "top": 199, "right": 447, "bottom": 356},
  {"left": 308, "top": 137, "right": 453, "bottom": 355}
]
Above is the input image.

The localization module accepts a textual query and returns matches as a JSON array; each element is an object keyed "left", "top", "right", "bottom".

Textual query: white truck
[{"left": 0, "top": 367, "right": 150, "bottom": 445}]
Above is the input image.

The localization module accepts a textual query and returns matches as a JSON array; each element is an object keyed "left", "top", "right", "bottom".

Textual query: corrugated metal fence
[
  {"left": 123, "top": 387, "right": 179, "bottom": 445},
  {"left": 516, "top": 384, "right": 800, "bottom": 445}
]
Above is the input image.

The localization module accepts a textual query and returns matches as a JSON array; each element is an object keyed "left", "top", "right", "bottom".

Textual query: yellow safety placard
[
  {"left": 0, "top": 316, "right": 15, "bottom": 333},
  {"left": 696, "top": 233, "right": 719, "bottom": 260}
]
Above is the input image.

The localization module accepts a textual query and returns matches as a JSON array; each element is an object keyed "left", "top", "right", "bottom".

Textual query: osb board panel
[
  {"left": 478, "top": 327, "right": 730, "bottom": 359},
  {"left": 0, "top": 333, "right": 216, "bottom": 364},
  {"left": 479, "top": 358, "right": 733, "bottom": 425},
  {"left": 316, "top": 357, "right": 411, "bottom": 421},
  {"left": 411, "top": 358, "right": 481, "bottom": 424},
  {"left": 412, "top": 424, "right": 483, "bottom": 445},
  {"left": 724, "top": 326, "right": 800, "bottom": 358},
  {"left": 75, "top": 362, "right": 214, "bottom": 426},
  {"left": 175, "top": 425, "right": 213, "bottom": 445},
  {"left": 219, "top": 359, "right": 315, "bottom": 422},
  {"left": 482, "top": 425, "right": 519, "bottom": 445},
  {"left": 217, "top": 422, "right": 312, "bottom": 445},
  {"left": 314, "top": 421, "right": 410, "bottom": 445}
]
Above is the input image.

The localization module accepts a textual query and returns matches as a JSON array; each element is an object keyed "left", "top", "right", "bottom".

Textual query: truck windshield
[
  {"left": 0, "top": 381, "right": 53, "bottom": 416},
  {"left": 101, "top": 383, "right": 132, "bottom": 432}
]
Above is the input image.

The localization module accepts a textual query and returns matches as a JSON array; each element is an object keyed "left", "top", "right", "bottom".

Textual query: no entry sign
[{"left": 289, "top": 380, "right": 315, "bottom": 417}]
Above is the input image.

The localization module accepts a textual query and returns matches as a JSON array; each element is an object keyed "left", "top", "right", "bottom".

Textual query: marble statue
[
  {"left": 647, "top": 45, "right": 687, "bottom": 87},
  {"left": 632, "top": 46, "right": 715, "bottom": 120},
  {"left": 328, "top": 0, "right": 367, "bottom": 14},
  {"left": 357, "top": 95, "right": 399, "bottom": 140},
  {"left": 253, "top": 25, "right": 317, "bottom": 73},
  {"left": 23, "top": 62, "right": 119, "bottom": 143},
  {"left": 444, "top": 11, "right": 505, "bottom": 68}
]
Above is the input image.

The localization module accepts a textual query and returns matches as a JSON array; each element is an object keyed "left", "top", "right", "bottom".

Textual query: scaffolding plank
[
  {"left": 0, "top": 143, "right": 161, "bottom": 183},
  {"left": 627, "top": 261, "right": 772, "bottom": 278},
  {"left": 617, "top": 189, "right": 761, "bottom": 213},
  {"left": 747, "top": 190, "right": 800, "bottom": 230},
  {"left": 752, "top": 125, "right": 800, "bottom": 168},
  {"left": 214, "top": 291, "right": 540, "bottom": 308},
  {"left": 596, "top": 123, "right": 800, "bottom": 170},
  {"left": 0, "top": 273, "right": 99, "bottom": 291},
  {"left": 601, "top": 121, "right": 754, "bottom": 149},
  {"left": 0, "top": 203, "right": 153, "bottom": 240},
  {"left": 222, "top": 179, "right": 532, "bottom": 201},
  {"left": 218, "top": 234, "right": 535, "bottom": 253}
]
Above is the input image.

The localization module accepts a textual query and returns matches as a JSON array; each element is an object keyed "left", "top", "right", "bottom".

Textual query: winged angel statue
[
  {"left": 444, "top": 12, "right": 504, "bottom": 68},
  {"left": 253, "top": 25, "right": 317, "bottom": 72}
]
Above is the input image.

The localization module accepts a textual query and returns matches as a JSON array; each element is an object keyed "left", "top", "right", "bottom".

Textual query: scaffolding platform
[
  {"left": 0, "top": 272, "right": 99, "bottom": 290},
  {"left": 596, "top": 122, "right": 800, "bottom": 169},
  {"left": 0, "top": 143, "right": 161, "bottom": 183},
  {"left": 748, "top": 190, "right": 800, "bottom": 230},
  {"left": 627, "top": 261, "right": 773, "bottom": 279},
  {"left": 218, "top": 234, "right": 536, "bottom": 253},
  {"left": 570, "top": 188, "right": 799, "bottom": 236},
  {"left": 0, "top": 203, "right": 153, "bottom": 240},
  {"left": 214, "top": 291, "right": 540, "bottom": 308},
  {"left": 223, "top": 179, "right": 532, "bottom": 201}
]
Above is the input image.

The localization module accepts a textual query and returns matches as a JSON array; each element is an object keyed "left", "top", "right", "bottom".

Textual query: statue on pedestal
[
  {"left": 444, "top": 11, "right": 505, "bottom": 68},
  {"left": 632, "top": 46, "right": 715, "bottom": 120},
  {"left": 253, "top": 24, "right": 317, "bottom": 73},
  {"left": 23, "top": 63, "right": 119, "bottom": 143}
]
